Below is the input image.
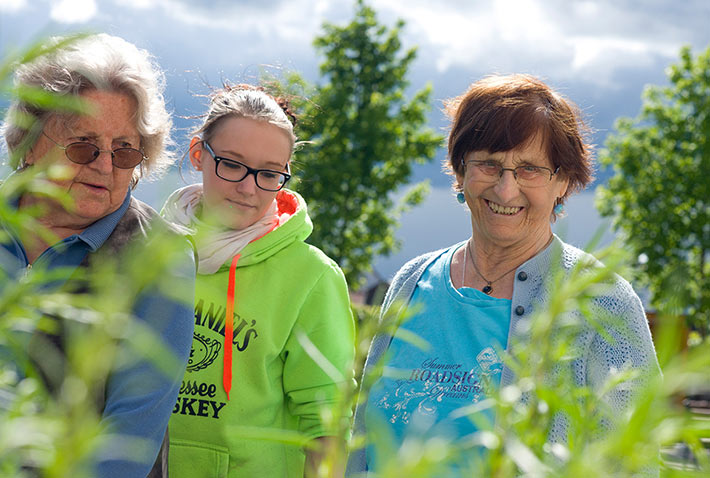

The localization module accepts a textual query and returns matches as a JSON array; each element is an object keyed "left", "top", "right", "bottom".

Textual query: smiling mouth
[{"left": 486, "top": 200, "right": 522, "bottom": 215}]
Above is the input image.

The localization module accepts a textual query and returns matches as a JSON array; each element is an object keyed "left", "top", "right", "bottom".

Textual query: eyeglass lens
[
  {"left": 470, "top": 162, "right": 553, "bottom": 187},
  {"left": 216, "top": 160, "right": 288, "bottom": 191},
  {"left": 64, "top": 142, "right": 144, "bottom": 169}
]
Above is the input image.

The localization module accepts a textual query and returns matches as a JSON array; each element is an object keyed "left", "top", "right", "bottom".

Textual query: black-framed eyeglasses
[
  {"left": 202, "top": 141, "right": 291, "bottom": 192},
  {"left": 42, "top": 131, "right": 146, "bottom": 169},
  {"left": 465, "top": 159, "right": 560, "bottom": 188}
]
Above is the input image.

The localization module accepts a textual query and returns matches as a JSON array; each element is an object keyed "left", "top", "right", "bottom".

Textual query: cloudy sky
[{"left": 1, "top": 0, "right": 709, "bottom": 279}]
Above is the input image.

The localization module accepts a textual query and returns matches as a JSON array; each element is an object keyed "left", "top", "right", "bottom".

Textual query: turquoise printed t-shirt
[{"left": 365, "top": 243, "right": 511, "bottom": 474}]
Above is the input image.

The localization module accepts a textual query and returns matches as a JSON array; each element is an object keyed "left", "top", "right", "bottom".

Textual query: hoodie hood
[{"left": 217, "top": 189, "right": 312, "bottom": 270}]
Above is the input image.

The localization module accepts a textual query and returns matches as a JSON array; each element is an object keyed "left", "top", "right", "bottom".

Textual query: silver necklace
[
  {"left": 461, "top": 241, "right": 467, "bottom": 287},
  {"left": 463, "top": 236, "right": 553, "bottom": 295},
  {"left": 464, "top": 240, "right": 520, "bottom": 295}
]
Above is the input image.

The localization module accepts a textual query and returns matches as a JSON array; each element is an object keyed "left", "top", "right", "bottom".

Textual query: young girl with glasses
[{"left": 162, "top": 84, "right": 355, "bottom": 478}]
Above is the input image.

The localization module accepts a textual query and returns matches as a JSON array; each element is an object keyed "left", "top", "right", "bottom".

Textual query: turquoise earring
[
  {"left": 456, "top": 192, "right": 465, "bottom": 204},
  {"left": 554, "top": 203, "right": 564, "bottom": 215}
]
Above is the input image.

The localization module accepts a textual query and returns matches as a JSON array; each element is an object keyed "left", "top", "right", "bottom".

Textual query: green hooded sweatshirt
[{"left": 168, "top": 190, "right": 355, "bottom": 477}]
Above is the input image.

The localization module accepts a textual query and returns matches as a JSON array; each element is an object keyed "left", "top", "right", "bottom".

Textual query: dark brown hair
[{"left": 445, "top": 74, "right": 593, "bottom": 200}]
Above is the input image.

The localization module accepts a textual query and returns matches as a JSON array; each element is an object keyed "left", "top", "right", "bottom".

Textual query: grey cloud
[{"left": 544, "top": 0, "right": 710, "bottom": 44}]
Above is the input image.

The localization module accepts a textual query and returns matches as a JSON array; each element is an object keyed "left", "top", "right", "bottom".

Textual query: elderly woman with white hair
[{"left": 1, "top": 34, "right": 195, "bottom": 477}]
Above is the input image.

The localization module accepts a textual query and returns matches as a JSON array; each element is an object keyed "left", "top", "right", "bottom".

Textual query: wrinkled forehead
[
  {"left": 42, "top": 94, "right": 140, "bottom": 141},
  {"left": 43, "top": 113, "right": 80, "bottom": 133}
]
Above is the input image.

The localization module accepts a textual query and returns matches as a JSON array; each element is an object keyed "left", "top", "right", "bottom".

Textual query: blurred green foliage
[
  {"left": 597, "top": 45, "right": 710, "bottom": 337},
  {"left": 3, "top": 16, "right": 710, "bottom": 478},
  {"left": 282, "top": 0, "right": 444, "bottom": 289},
  {"left": 346, "top": 243, "right": 710, "bottom": 477}
]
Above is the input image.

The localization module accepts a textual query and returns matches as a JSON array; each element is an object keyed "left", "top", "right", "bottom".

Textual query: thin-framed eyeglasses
[
  {"left": 202, "top": 141, "right": 291, "bottom": 192},
  {"left": 465, "top": 159, "right": 560, "bottom": 188},
  {"left": 42, "top": 131, "right": 146, "bottom": 169}
]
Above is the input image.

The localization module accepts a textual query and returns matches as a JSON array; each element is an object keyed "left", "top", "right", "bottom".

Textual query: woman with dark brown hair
[{"left": 346, "top": 74, "right": 659, "bottom": 476}]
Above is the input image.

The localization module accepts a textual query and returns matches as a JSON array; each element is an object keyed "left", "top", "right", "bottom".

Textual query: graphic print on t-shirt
[
  {"left": 375, "top": 347, "right": 503, "bottom": 425},
  {"left": 365, "top": 245, "right": 511, "bottom": 470}
]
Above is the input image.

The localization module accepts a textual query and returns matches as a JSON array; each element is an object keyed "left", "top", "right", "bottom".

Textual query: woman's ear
[
  {"left": 24, "top": 148, "right": 36, "bottom": 167},
  {"left": 455, "top": 171, "right": 464, "bottom": 193},
  {"left": 189, "top": 137, "right": 203, "bottom": 171},
  {"left": 556, "top": 175, "right": 570, "bottom": 200},
  {"left": 24, "top": 135, "right": 44, "bottom": 166}
]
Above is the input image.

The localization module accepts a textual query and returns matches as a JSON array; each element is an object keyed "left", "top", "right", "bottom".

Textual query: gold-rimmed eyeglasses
[
  {"left": 465, "top": 159, "right": 559, "bottom": 188},
  {"left": 42, "top": 131, "right": 146, "bottom": 169}
]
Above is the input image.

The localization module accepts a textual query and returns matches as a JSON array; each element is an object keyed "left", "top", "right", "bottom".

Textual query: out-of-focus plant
[
  {"left": 0, "top": 226, "right": 190, "bottom": 477},
  {"left": 5, "top": 24, "right": 709, "bottom": 478},
  {"left": 338, "top": 241, "right": 710, "bottom": 478},
  {"left": 190, "top": 238, "right": 709, "bottom": 477}
]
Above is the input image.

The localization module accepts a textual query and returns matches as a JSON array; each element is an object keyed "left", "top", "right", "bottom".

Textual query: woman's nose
[
  {"left": 88, "top": 149, "right": 115, "bottom": 174},
  {"left": 235, "top": 171, "right": 258, "bottom": 193},
  {"left": 493, "top": 169, "right": 520, "bottom": 202}
]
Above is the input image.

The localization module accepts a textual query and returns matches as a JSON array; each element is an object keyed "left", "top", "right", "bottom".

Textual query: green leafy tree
[
  {"left": 286, "top": 0, "right": 443, "bottom": 288},
  {"left": 597, "top": 45, "right": 710, "bottom": 336}
]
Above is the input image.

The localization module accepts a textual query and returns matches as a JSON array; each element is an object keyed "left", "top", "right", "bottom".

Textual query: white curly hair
[{"left": 2, "top": 33, "right": 175, "bottom": 185}]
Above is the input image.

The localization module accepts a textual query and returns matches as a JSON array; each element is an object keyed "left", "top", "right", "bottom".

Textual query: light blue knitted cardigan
[{"left": 346, "top": 235, "right": 660, "bottom": 476}]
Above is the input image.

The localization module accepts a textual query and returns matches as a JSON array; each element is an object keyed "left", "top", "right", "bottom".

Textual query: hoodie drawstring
[
  {"left": 219, "top": 192, "right": 296, "bottom": 400},
  {"left": 223, "top": 254, "right": 240, "bottom": 400}
]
